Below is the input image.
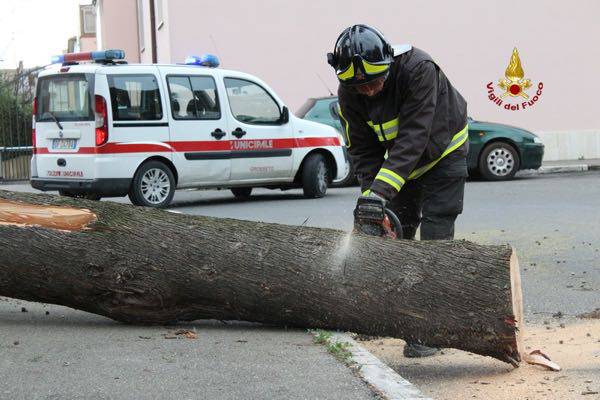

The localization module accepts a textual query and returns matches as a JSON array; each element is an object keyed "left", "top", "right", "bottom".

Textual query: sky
[{"left": 0, "top": 0, "right": 90, "bottom": 69}]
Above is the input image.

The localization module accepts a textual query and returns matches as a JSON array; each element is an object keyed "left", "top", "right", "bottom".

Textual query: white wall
[{"left": 537, "top": 131, "right": 600, "bottom": 161}]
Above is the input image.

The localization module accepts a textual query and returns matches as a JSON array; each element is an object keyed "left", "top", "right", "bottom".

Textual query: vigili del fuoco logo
[{"left": 486, "top": 48, "right": 544, "bottom": 111}]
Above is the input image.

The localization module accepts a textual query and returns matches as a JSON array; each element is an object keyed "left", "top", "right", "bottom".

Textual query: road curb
[
  {"left": 519, "top": 164, "right": 591, "bottom": 176},
  {"left": 331, "top": 333, "right": 432, "bottom": 400},
  {"left": 539, "top": 164, "right": 589, "bottom": 174}
]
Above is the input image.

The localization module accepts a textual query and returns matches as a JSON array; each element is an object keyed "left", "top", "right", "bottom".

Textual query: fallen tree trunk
[{"left": 0, "top": 190, "right": 523, "bottom": 366}]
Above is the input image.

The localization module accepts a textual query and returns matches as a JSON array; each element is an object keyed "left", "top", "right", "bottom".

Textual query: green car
[{"left": 297, "top": 96, "right": 544, "bottom": 184}]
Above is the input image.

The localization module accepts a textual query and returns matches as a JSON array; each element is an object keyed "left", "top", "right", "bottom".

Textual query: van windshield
[{"left": 36, "top": 74, "right": 94, "bottom": 122}]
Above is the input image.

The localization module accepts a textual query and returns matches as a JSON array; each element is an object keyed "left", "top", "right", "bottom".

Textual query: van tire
[
  {"left": 129, "top": 161, "right": 176, "bottom": 208},
  {"left": 302, "top": 153, "right": 329, "bottom": 198},
  {"left": 58, "top": 190, "right": 102, "bottom": 201},
  {"left": 231, "top": 187, "right": 252, "bottom": 199},
  {"left": 332, "top": 158, "right": 358, "bottom": 187}
]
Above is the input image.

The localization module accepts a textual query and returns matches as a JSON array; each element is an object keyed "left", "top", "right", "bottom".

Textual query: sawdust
[{"left": 361, "top": 320, "right": 600, "bottom": 400}]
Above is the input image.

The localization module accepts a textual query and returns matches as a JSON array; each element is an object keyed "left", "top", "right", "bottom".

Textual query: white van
[{"left": 31, "top": 50, "right": 346, "bottom": 208}]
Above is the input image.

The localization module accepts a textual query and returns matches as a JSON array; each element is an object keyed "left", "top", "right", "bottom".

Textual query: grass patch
[
  {"left": 312, "top": 329, "right": 332, "bottom": 345},
  {"left": 310, "top": 329, "right": 353, "bottom": 363}
]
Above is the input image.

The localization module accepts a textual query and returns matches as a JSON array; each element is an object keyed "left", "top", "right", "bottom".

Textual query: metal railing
[{"left": 0, "top": 146, "right": 32, "bottom": 181}]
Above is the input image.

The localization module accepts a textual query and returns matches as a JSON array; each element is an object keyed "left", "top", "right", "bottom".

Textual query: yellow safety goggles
[{"left": 337, "top": 59, "right": 390, "bottom": 81}]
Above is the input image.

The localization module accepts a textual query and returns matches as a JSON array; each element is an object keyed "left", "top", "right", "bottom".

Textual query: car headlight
[{"left": 533, "top": 136, "right": 543, "bottom": 144}]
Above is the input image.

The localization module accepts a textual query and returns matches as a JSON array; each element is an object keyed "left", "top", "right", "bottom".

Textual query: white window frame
[{"left": 80, "top": 5, "right": 96, "bottom": 36}]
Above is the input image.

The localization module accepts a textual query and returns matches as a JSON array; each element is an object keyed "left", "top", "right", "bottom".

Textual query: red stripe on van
[{"left": 36, "top": 137, "right": 341, "bottom": 155}]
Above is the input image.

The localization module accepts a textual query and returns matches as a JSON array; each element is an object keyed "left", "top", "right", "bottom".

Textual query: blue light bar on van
[
  {"left": 51, "top": 49, "right": 126, "bottom": 64},
  {"left": 184, "top": 53, "right": 220, "bottom": 68}
]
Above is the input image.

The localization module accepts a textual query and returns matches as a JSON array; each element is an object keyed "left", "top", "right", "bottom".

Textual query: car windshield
[
  {"left": 295, "top": 99, "right": 316, "bottom": 118},
  {"left": 36, "top": 74, "right": 94, "bottom": 122}
]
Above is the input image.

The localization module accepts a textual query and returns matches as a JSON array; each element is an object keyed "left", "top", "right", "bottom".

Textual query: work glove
[{"left": 362, "top": 190, "right": 387, "bottom": 203}]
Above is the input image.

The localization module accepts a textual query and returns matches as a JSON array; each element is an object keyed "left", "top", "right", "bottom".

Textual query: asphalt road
[{"left": 0, "top": 301, "right": 375, "bottom": 400}]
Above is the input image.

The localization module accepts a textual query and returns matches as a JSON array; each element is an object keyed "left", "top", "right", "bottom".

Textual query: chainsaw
[{"left": 353, "top": 195, "right": 403, "bottom": 239}]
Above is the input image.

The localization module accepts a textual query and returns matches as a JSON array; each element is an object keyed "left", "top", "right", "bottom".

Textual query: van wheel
[
  {"left": 332, "top": 158, "right": 358, "bottom": 187},
  {"left": 58, "top": 190, "right": 102, "bottom": 201},
  {"left": 479, "top": 142, "right": 520, "bottom": 181},
  {"left": 302, "top": 153, "right": 329, "bottom": 198},
  {"left": 231, "top": 187, "right": 252, "bottom": 199},
  {"left": 129, "top": 161, "right": 176, "bottom": 208}
]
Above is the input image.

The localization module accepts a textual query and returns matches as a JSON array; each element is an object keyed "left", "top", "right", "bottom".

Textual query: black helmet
[{"left": 327, "top": 24, "right": 394, "bottom": 86}]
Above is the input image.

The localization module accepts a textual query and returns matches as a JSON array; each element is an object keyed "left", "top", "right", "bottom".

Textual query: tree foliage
[{"left": 0, "top": 73, "right": 34, "bottom": 147}]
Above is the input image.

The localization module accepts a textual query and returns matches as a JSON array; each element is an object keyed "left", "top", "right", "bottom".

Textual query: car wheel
[
  {"left": 302, "top": 153, "right": 329, "bottom": 198},
  {"left": 58, "top": 190, "right": 102, "bottom": 201},
  {"left": 128, "top": 161, "right": 176, "bottom": 208},
  {"left": 231, "top": 187, "right": 252, "bottom": 199},
  {"left": 479, "top": 142, "right": 520, "bottom": 181}
]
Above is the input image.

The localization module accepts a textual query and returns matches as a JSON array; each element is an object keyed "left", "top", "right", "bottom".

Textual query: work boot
[{"left": 403, "top": 343, "right": 438, "bottom": 358}]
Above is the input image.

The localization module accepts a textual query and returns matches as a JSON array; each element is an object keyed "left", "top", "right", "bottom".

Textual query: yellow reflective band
[
  {"left": 408, "top": 124, "right": 469, "bottom": 180},
  {"left": 362, "top": 189, "right": 371, "bottom": 196},
  {"left": 382, "top": 130, "right": 397, "bottom": 141},
  {"left": 379, "top": 168, "right": 405, "bottom": 185},
  {"left": 362, "top": 60, "right": 389, "bottom": 75},
  {"left": 337, "top": 108, "right": 351, "bottom": 148},
  {"left": 375, "top": 168, "right": 405, "bottom": 192},
  {"left": 368, "top": 119, "right": 399, "bottom": 141},
  {"left": 381, "top": 118, "right": 398, "bottom": 130},
  {"left": 375, "top": 175, "right": 402, "bottom": 192},
  {"left": 337, "top": 63, "right": 354, "bottom": 81}
]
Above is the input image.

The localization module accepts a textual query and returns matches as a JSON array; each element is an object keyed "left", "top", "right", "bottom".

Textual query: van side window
[
  {"left": 166, "top": 76, "right": 220, "bottom": 120},
  {"left": 108, "top": 74, "right": 163, "bottom": 121},
  {"left": 224, "top": 78, "right": 280, "bottom": 125}
]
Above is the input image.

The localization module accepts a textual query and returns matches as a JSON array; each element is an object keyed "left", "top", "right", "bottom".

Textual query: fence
[
  {"left": 0, "top": 65, "right": 37, "bottom": 181},
  {"left": 0, "top": 146, "right": 32, "bottom": 181}
]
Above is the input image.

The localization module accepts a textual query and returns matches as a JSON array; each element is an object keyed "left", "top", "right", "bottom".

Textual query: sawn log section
[{"left": 0, "top": 190, "right": 523, "bottom": 365}]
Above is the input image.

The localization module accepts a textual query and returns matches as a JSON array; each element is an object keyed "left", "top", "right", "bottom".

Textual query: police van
[{"left": 31, "top": 50, "right": 346, "bottom": 208}]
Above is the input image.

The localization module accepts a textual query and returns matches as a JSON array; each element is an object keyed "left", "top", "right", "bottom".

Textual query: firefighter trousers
[{"left": 387, "top": 152, "right": 468, "bottom": 240}]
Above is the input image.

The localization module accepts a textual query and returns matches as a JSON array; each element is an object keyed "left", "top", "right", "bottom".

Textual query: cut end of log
[
  {"left": 508, "top": 247, "right": 525, "bottom": 367},
  {"left": 0, "top": 199, "right": 96, "bottom": 231}
]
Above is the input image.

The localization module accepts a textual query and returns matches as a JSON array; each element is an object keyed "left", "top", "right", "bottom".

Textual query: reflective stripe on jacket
[{"left": 338, "top": 47, "right": 468, "bottom": 200}]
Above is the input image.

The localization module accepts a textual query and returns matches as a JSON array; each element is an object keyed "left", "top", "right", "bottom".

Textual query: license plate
[{"left": 52, "top": 139, "right": 77, "bottom": 150}]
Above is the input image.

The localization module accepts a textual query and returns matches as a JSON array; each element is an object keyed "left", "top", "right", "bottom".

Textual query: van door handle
[
  {"left": 232, "top": 127, "right": 246, "bottom": 139},
  {"left": 211, "top": 128, "right": 226, "bottom": 140}
]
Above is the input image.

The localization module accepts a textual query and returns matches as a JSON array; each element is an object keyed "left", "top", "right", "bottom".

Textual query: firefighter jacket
[{"left": 338, "top": 47, "right": 468, "bottom": 200}]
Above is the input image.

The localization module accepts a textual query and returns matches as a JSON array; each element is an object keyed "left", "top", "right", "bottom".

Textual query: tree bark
[{"left": 0, "top": 190, "right": 523, "bottom": 366}]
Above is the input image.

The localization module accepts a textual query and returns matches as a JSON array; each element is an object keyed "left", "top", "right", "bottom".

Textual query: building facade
[{"left": 94, "top": 0, "right": 600, "bottom": 160}]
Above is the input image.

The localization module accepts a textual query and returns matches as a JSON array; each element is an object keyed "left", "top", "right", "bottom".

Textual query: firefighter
[{"left": 328, "top": 25, "right": 469, "bottom": 358}]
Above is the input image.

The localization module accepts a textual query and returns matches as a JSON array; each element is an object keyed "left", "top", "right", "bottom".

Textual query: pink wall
[
  {"left": 97, "top": 0, "right": 140, "bottom": 63},
  {"left": 161, "top": 0, "right": 599, "bottom": 132}
]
